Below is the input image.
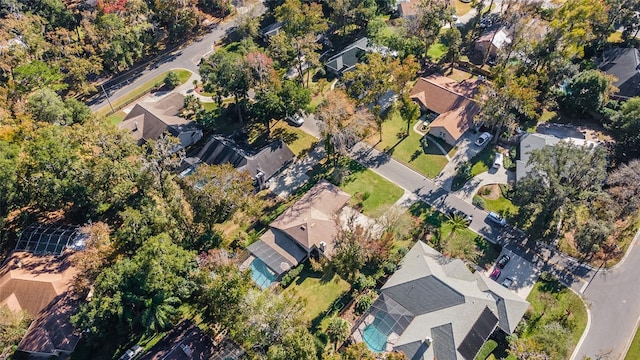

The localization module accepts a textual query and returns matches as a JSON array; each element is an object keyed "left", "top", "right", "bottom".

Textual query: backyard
[
  {"left": 283, "top": 265, "right": 351, "bottom": 325},
  {"left": 367, "top": 110, "right": 450, "bottom": 178}
]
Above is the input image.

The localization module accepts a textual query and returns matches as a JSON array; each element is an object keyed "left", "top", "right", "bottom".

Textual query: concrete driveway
[
  {"left": 436, "top": 131, "right": 491, "bottom": 190},
  {"left": 486, "top": 249, "right": 540, "bottom": 300}
]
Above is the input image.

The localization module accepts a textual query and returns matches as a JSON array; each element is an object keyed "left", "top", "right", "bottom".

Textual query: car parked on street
[
  {"left": 286, "top": 111, "right": 305, "bottom": 126},
  {"left": 496, "top": 254, "right": 510, "bottom": 269},
  {"left": 448, "top": 209, "right": 473, "bottom": 226},
  {"left": 475, "top": 132, "right": 492, "bottom": 146},
  {"left": 487, "top": 212, "right": 507, "bottom": 226}
]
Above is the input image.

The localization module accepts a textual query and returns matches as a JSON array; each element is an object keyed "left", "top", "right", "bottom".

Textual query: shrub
[
  {"left": 354, "top": 274, "right": 376, "bottom": 291},
  {"left": 355, "top": 292, "right": 376, "bottom": 315},
  {"left": 383, "top": 261, "right": 397, "bottom": 275},
  {"left": 164, "top": 71, "right": 181, "bottom": 89},
  {"left": 280, "top": 265, "right": 303, "bottom": 288},
  {"left": 472, "top": 196, "right": 486, "bottom": 209}
]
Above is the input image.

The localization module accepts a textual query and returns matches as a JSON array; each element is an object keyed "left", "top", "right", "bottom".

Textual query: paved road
[
  {"left": 574, "top": 233, "right": 640, "bottom": 360},
  {"left": 89, "top": 2, "right": 266, "bottom": 112}
]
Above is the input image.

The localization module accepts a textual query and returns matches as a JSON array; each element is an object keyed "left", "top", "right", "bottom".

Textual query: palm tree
[
  {"left": 326, "top": 317, "right": 350, "bottom": 350},
  {"left": 444, "top": 212, "right": 469, "bottom": 245},
  {"left": 141, "top": 294, "right": 180, "bottom": 333}
]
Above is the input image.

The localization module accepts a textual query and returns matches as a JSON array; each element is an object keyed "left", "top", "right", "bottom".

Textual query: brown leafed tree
[{"left": 72, "top": 222, "right": 116, "bottom": 295}]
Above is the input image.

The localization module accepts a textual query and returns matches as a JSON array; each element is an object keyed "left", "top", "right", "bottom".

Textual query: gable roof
[
  {"left": 118, "top": 93, "right": 201, "bottom": 145},
  {"left": 354, "top": 241, "right": 529, "bottom": 360},
  {"left": 17, "top": 293, "right": 81, "bottom": 356},
  {"left": 0, "top": 251, "right": 77, "bottom": 317},
  {"left": 598, "top": 47, "right": 640, "bottom": 99},
  {"left": 410, "top": 75, "right": 479, "bottom": 114},
  {"left": 269, "top": 180, "right": 350, "bottom": 252},
  {"left": 398, "top": 0, "right": 420, "bottom": 18},
  {"left": 326, "top": 37, "right": 370, "bottom": 74},
  {"left": 185, "top": 136, "right": 294, "bottom": 180}
]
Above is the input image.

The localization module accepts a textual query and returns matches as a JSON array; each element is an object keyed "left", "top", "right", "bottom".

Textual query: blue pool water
[
  {"left": 363, "top": 324, "right": 387, "bottom": 353},
  {"left": 250, "top": 258, "right": 277, "bottom": 289}
]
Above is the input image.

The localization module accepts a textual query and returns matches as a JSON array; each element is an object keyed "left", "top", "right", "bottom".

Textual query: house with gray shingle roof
[
  {"left": 598, "top": 47, "right": 640, "bottom": 100},
  {"left": 325, "top": 38, "right": 371, "bottom": 77},
  {"left": 352, "top": 241, "right": 529, "bottom": 360}
]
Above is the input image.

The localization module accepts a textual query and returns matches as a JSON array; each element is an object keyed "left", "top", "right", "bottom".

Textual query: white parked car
[
  {"left": 475, "top": 132, "right": 492, "bottom": 146},
  {"left": 286, "top": 112, "right": 305, "bottom": 126},
  {"left": 487, "top": 212, "right": 507, "bottom": 226},
  {"left": 493, "top": 153, "right": 503, "bottom": 168},
  {"left": 501, "top": 276, "right": 516, "bottom": 289},
  {"left": 119, "top": 345, "right": 143, "bottom": 360}
]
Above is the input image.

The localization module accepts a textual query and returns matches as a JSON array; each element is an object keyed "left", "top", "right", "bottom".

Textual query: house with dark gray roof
[
  {"left": 118, "top": 93, "right": 203, "bottom": 148},
  {"left": 598, "top": 47, "right": 640, "bottom": 100},
  {"left": 325, "top": 38, "right": 371, "bottom": 76},
  {"left": 181, "top": 135, "right": 294, "bottom": 186},
  {"left": 352, "top": 241, "right": 529, "bottom": 360}
]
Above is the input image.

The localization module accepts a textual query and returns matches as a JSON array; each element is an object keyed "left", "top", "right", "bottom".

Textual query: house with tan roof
[
  {"left": 352, "top": 241, "right": 529, "bottom": 359},
  {"left": 397, "top": 0, "right": 420, "bottom": 18},
  {"left": 245, "top": 180, "right": 350, "bottom": 287},
  {"left": 118, "top": 93, "right": 203, "bottom": 148},
  {"left": 410, "top": 75, "right": 481, "bottom": 146},
  {"left": 1, "top": 223, "right": 86, "bottom": 358}
]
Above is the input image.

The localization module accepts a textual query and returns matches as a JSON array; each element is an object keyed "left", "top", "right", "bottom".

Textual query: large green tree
[
  {"left": 72, "top": 234, "right": 197, "bottom": 342},
  {"left": 609, "top": 97, "right": 640, "bottom": 160},
  {"left": 513, "top": 142, "right": 608, "bottom": 241}
]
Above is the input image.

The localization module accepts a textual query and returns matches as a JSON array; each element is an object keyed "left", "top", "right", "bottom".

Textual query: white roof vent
[{"left": 319, "top": 241, "right": 327, "bottom": 252}]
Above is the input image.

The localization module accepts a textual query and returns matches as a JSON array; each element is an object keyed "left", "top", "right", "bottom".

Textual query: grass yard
[
  {"left": 106, "top": 110, "right": 127, "bottom": 125},
  {"left": 368, "top": 110, "right": 449, "bottom": 178},
  {"left": 478, "top": 184, "right": 519, "bottom": 217},
  {"left": 455, "top": 0, "right": 475, "bottom": 16},
  {"left": 270, "top": 120, "right": 318, "bottom": 157},
  {"left": 471, "top": 146, "right": 497, "bottom": 176},
  {"left": 284, "top": 265, "right": 351, "bottom": 323},
  {"left": 625, "top": 325, "right": 640, "bottom": 360},
  {"left": 339, "top": 160, "right": 404, "bottom": 216},
  {"left": 520, "top": 277, "right": 588, "bottom": 358},
  {"left": 95, "top": 69, "right": 192, "bottom": 118},
  {"left": 410, "top": 201, "right": 501, "bottom": 269},
  {"left": 427, "top": 42, "right": 448, "bottom": 62}
]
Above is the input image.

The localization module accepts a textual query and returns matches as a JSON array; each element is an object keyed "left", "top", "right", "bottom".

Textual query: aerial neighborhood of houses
[{"left": 2, "top": 0, "right": 640, "bottom": 360}]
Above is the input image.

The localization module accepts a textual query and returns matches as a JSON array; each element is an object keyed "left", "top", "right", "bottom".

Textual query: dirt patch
[{"left": 478, "top": 184, "right": 501, "bottom": 200}]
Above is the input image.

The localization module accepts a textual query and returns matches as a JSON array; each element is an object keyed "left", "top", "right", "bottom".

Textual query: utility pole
[{"left": 101, "top": 83, "right": 115, "bottom": 114}]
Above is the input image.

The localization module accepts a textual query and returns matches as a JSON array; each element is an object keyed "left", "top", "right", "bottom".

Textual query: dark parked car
[
  {"left": 501, "top": 276, "right": 516, "bottom": 289},
  {"left": 496, "top": 254, "right": 510, "bottom": 269}
]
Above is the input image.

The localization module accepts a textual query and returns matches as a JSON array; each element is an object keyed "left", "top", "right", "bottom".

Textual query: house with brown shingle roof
[
  {"left": 410, "top": 75, "right": 481, "bottom": 146},
  {"left": 118, "top": 93, "right": 203, "bottom": 148},
  {"left": 1, "top": 250, "right": 81, "bottom": 358},
  {"left": 245, "top": 180, "right": 350, "bottom": 287}
]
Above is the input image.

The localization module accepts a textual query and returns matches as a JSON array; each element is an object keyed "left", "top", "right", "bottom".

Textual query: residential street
[
  {"left": 85, "top": 2, "right": 640, "bottom": 355},
  {"left": 88, "top": 2, "right": 266, "bottom": 112}
]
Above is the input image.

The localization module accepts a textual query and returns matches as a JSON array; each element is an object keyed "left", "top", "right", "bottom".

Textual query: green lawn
[
  {"left": 106, "top": 110, "right": 127, "bottom": 125},
  {"left": 284, "top": 265, "right": 351, "bottom": 323},
  {"left": 625, "top": 325, "right": 640, "bottom": 360},
  {"left": 471, "top": 146, "right": 497, "bottom": 176},
  {"left": 455, "top": 0, "right": 474, "bottom": 15},
  {"left": 410, "top": 201, "right": 501, "bottom": 269},
  {"left": 270, "top": 120, "right": 318, "bottom": 157},
  {"left": 369, "top": 110, "right": 449, "bottom": 178},
  {"left": 480, "top": 184, "right": 519, "bottom": 217},
  {"left": 340, "top": 160, "right": 404, "bottom": 216},
  {"left": 427, "top": 42, "right": 448, "bottom": 62},
  {"left": 95, "top": 69, "right": 192, "bottom": 118},
  {"left": 521, "top": 278, "right": 588, "bottom": 358}
]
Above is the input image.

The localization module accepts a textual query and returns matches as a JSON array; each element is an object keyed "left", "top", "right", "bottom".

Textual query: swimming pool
[
  {"left": 362, "top": 324, "right": 387, "bottom": 353},
  {"left": 249, "top": 258, "right": 277, "bottom": 289}
]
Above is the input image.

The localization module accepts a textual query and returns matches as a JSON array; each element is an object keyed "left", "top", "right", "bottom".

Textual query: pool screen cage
[
  {"left": 15, "top": 223, "right": 87, "bottom": 255},
  {"left": 367, "top": 294, "right": 415, "bottom": 336}
]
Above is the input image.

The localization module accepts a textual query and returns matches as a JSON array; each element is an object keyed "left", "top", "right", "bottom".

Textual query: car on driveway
[
  {"left": 286, "top": 112, "right": 305, "bottom": 126},
  {"left": 487, "top": 212, "right": 507, "bottom": 226},
  {"left": 496, "top": 254, "right": 510, "bottom": 269},
  {"left": 490, "top": 268, "right": 501, "bottom": 280},
  {"left": 501, "top": 276, "right": 516, "bottom": 289},
  {"left": 493, "top": 153, "right": 503, "bottom": 169},
  {"left": 475, "top": 132, "right": 492, "bottom": 146}
]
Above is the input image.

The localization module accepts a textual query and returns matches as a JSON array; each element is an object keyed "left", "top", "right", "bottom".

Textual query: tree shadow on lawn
[{"left": 271, "top": 126, "right": 300, "bottom": 145}]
